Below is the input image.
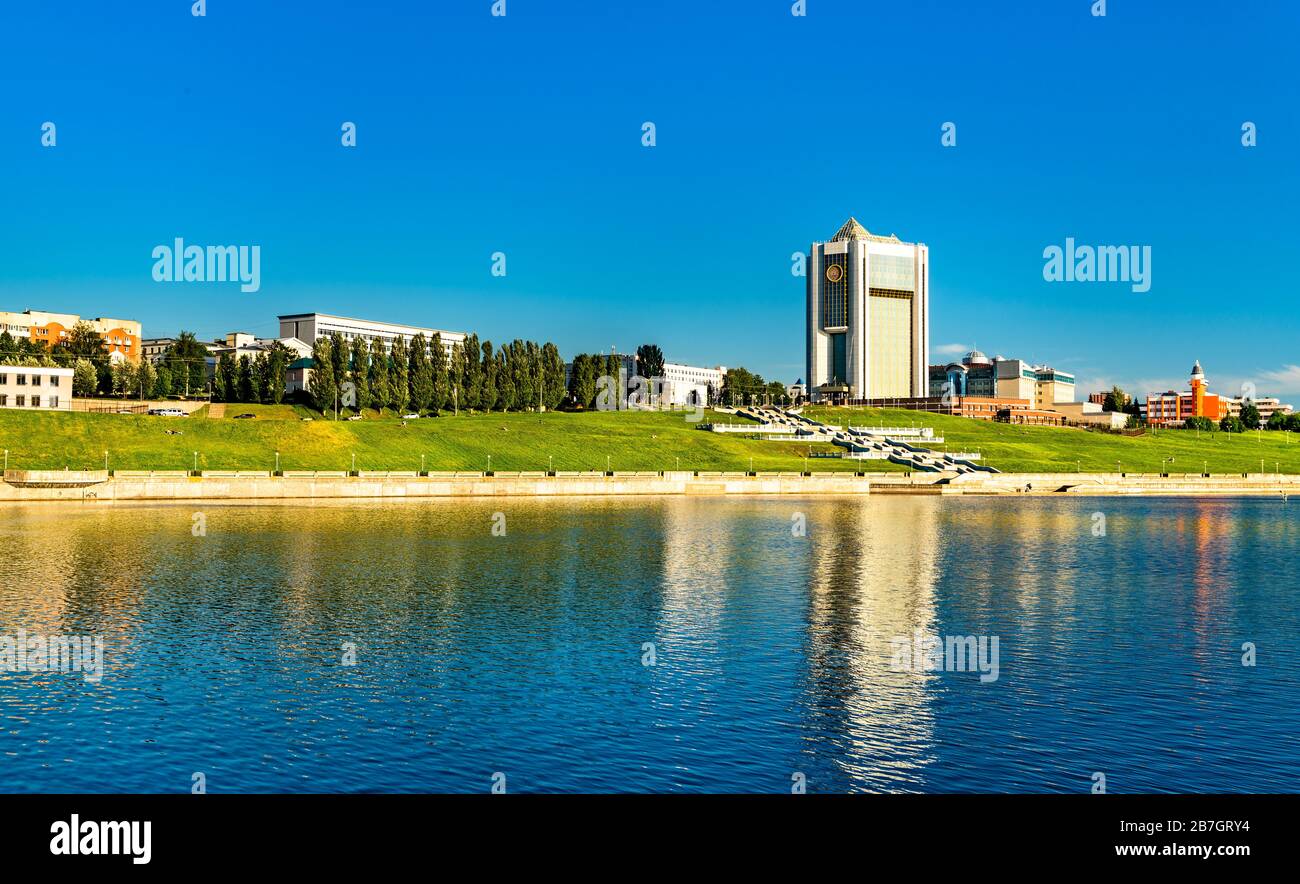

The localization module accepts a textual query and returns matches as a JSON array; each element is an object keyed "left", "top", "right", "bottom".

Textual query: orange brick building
[{"left": 1145, "top": 361, "right": 1229, "bottom": 427}]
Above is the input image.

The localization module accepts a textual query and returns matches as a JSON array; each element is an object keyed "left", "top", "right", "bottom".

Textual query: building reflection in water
[{"left": 802, "top": 496, "right": 943, "bottom": 792}]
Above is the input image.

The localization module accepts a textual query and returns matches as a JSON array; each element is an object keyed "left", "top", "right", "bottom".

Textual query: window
[
  {"left": 31, "top": 374, "right": 41, "bottom": 386},
  {"left": 31, "top": 396, "right": 40, "bottom": 407},
  {"left": 48, "top": 374, "right": 59, "bottom": 387},
  {"left": 16, "top": 374, "right": 26, "bottom": 385},
  {"left": 0, "top": 373, "right": 5, "bottom": 383},
  {"left": 0, "top": 395, "right": 6, "bottom": 406},
  {"left": 15, "top": 396, "right": 24, "bottom": 407},
  {"left": 50, "top": 396, "right": 58, "bottom": 408}
]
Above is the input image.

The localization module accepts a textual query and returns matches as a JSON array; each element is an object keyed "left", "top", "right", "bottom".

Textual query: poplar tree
[
  {"left": 368, "top": 337, "right": 390, "bottom": 414},
  {"left": 350, "top": 336, "right": 371, "bottom": 411},
  {"left": 462, "top": 333, "right": 482, "bottom": 411},
  {"left": 430, "top": 332, "right": 448, "bottom": 414},
  {"left": 389, "top": 337, "right": 410, "bottom": 413},
  {"left": 496, "top": 349, "right": 515, "bottom": 411},
  {"left": 408, "top": 333, "right": 433, "bottom": 413},
  {"left": 309, "top": 337, "right": 337, "bottom": 414},
  {"left": 479, "top": 340, "right": 497, "bottom": 411}
]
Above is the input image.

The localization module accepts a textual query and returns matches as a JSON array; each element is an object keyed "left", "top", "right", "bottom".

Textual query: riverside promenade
[{"left": 3, "top": 469, "right": 1300, "bottom": 502}]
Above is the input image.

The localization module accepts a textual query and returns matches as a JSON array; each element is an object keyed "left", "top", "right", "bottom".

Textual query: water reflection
[{"left": 0, "top": 497, "right": 1297, "bottom": 793}]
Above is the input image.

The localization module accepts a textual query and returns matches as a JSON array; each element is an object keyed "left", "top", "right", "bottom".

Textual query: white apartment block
[
  {"left": 0, "top": 365, "right": 74, "bottom": 411},
  {"left": 658, "top": 362, "right": 726, "bottom": 406},
  {"left": 278, "top": 313, "right": 466, "bottom": 359}
]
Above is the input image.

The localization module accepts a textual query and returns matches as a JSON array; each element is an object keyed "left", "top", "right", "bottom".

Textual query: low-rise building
[
  {"left": 1047, "top": 400, "right": 1129, "bottom": 429},
  {"left": 928, "top": 351, "right": 1075, "bottom": 405},
  {"left": 0, "top": 364, "right": 73, "bottom": 411}
]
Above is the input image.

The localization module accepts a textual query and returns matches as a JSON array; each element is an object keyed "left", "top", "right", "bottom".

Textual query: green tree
[
  {"left": 479, "top": 340, "right": 498, "bottom": 411},
  {"left": 368, "top": 337, "right": 390, "bottom": 413},
  {"left": 309, "top": 337, "right": 337, "bottom": 414},
  {"left": 462, "top": 333, "right": 482, "bottom": 411},
  {"left": 135, "top": 359, "right": 157, "bottom": 400},
  {"left": 636, "top": 344, "right": 665, "bottom": 404},
  {"left": 408, "top": 333, "right": 433, "bottom": 413},
  {"left": 110, "top": 361, "right": 136, "bottom": 398},
  {"left": 1239, "top": 402, "right": 1262, "bottom": 429},
  {"left": 430, "top": 333, "right": 448, "bottom": 413},
  {"left": 0, "top": 331, "right": 17, "bottom": 361},
  {"left": 62, "top": 321, "right": 108, "bottom": 359},
  {"left": 542, "top": 342, "right": 565, "bottom": 410},
  {"left": 164, "top": 331, "right": 210, "bottom": 397},
  {"left": 721, "top": 367, "right": 766, "bottom": 406},
  {"left": 349, "top": 336, "right": 370, "bottom": 411},
  {"left": 237, "top": 355, "right": 259, "bottom": 403},
  {"left": 495, "top": 349, "right": 515, "bottom": 411},
  {"left": 1101, "top": 385, "right": 1128, "bottom": 412},
  {"left": 72, "top": 358, "right": 98, "bottom": 397},
  {"left": 1219, "top": 415, "right": 1245, "bottom": 433},
  {"left": 604, "top": 354, "right": 622, "bottom": 410},
  {"left": 389, "top": 337, "right": 410, "bottom": 413},
  {"left": 261, "top": 344, "right": 289, "bottom": 405},
  {"left": 154, "top": 365, "right": 173, "bottom": 399}
]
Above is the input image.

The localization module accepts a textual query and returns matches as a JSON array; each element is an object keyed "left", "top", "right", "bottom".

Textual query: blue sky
[{"left": 2, "top": 1, "right": 1297, "bottom": 398}]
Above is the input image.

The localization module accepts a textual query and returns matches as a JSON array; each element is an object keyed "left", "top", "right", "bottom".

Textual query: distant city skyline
[{"left": 2, "top": 2, "right": 1297, "bottom": 399}]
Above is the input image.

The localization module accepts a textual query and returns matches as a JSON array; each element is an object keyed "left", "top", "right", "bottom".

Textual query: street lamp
[
  {"left": 487, "top": 454, "right": 492, "bottom": 474},
  {"left": 193, "top": 451, "right": 197, "bottom": 472},
  {"left": 104, "top": 450, "right": 109, "bottom": 472},
  {"left": 275, "top": 451, "right": 280, "bottom": 473}
]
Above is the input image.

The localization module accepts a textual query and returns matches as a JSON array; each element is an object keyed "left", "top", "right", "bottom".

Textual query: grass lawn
[
  {"left": 0, "top": 407, "right": 870, "bottom": 473},
  {"left": 801, "top": 405, "right": 1300, "bottom": 474}
]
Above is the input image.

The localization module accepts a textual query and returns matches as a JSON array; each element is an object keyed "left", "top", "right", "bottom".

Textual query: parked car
[
  {"left": 233, "top": 413, "right": 256, "bottom": 419},
  {"left": 400, "top": 413, "right": 420, "bottom": 420},
  {"left": 149, "top": 408, "right": 186, "bottom": 417},
  {"left": 346, "top": 415, "right": 364, "bottom": 421}
]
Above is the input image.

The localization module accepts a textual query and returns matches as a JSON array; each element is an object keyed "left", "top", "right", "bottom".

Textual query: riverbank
[{"left": 3, "top": 469, "right": 1299, "bottom": 502}]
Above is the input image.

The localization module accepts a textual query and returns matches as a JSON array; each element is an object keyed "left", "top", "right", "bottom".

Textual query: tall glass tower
[{"left": 806, "top": 218, "right": 929, "bottom": 402}]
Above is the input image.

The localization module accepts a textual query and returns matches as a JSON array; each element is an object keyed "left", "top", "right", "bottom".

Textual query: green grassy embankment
[
  {"left": 6, "top": 403, "right": 1296, "bottom": 475},
  {"left": 800, "top": 405, "right": 1300, "bottom": 474},
  {"left": 0, "top": 406, "right": 869, "bottom": 473}
]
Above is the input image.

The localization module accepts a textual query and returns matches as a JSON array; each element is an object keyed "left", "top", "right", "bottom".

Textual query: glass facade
[
  {"left": 868, "top": 291, "right": 913, "bottom": 397},
  {"left": 831, "top": 333, "right": 847, "bottom": 385},
  {"left": 820, "top": 256, "right": 848, "bottom": 329}
]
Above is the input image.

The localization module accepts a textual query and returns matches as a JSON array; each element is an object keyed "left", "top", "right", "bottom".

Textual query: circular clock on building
[{"left": 825, "top": 264, "right": 843, "bottom": 283}]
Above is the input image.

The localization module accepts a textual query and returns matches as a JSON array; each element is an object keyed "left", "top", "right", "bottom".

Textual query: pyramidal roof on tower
[
  {"left": 829, "top": 217, "right": 902, "bottom": 244},
  {"left": 1191, "top": 360, "right": 1205, "bottom": 378}
]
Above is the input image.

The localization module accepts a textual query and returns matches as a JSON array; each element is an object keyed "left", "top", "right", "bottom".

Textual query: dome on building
[{"left": 962, "top": 350, "right": 992, "bottom": 367}]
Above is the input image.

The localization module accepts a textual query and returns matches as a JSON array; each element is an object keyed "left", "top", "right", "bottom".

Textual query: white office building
[
  {"left": 656, "top": 362, "right": 725, "bottom": 406},
  {"left": 806, "top": 217, "right": 929, "bottom": 402},
  {"left": 0, "top": 364, "right": 73, "bottom": 411},
  {"left": 278, "top": 313, "right": 466, "bottom": 358}
]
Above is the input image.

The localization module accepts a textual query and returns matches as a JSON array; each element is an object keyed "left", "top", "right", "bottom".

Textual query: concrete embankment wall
[
  {"left": 4, "top": 470, "right": 1299, "bottom": 502},
  {"left": 946, "top": 472, "right": 1300, "bottom": 496},
  {"left": 0, "top": 470, "right": 873, "bottom": 502}
]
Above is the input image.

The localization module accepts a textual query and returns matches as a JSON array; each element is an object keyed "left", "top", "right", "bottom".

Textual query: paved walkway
[{"left": 207, "top": 403, "right": 226, "bottom": 418}]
